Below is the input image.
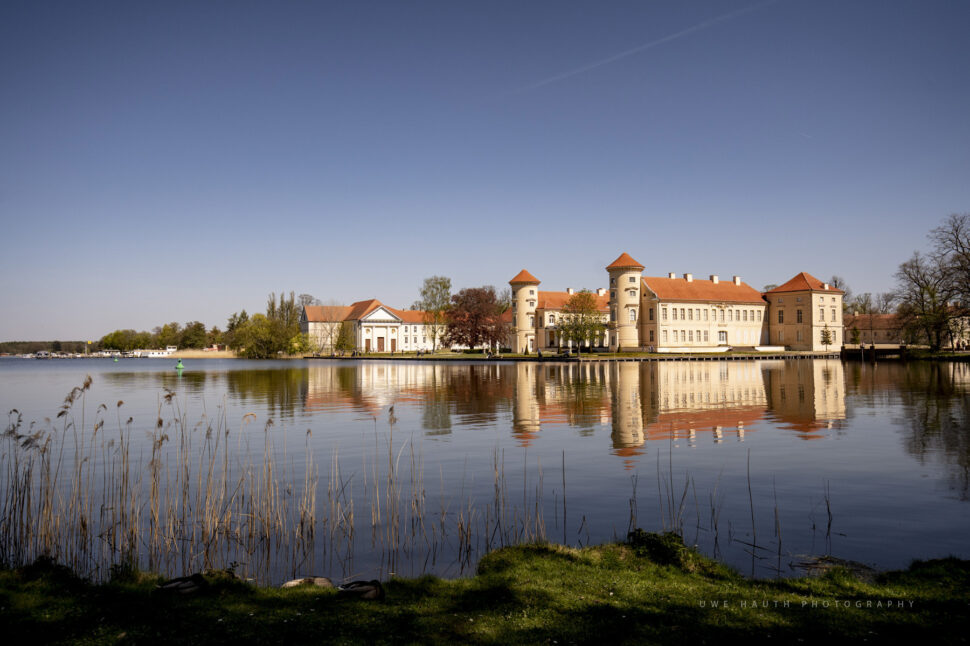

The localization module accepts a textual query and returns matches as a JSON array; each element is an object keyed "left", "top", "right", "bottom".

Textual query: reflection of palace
[
  {"left": 302, "top": 359, "right": 847, "bottom": 460},
  {"left": 763, "top": 359, "right": 846, "bottom": 438}
]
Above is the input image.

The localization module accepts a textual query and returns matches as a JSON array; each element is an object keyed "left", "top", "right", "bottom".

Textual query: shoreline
[{"left": 3, "top": 533, "right": 966, "bottom": 644}]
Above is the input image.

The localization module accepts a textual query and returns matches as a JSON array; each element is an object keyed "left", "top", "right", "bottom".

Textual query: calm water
[{"left": 2, "top": 357, "right": 968, "bottom": 582}]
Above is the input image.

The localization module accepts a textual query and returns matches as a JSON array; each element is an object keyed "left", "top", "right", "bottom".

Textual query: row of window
[
  {"left": 662, "top": 307, "right": 762, "bottom": 323},
  {"left": 776, "top": 308, "right": 838, "bottom": 323},
  {"left": 662, "top": 329, "right": 711, "bottom": 344}
]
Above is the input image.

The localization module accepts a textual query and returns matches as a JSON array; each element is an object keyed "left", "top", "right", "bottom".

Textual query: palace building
[{"left": 509, "top": 252, "right": 844, "bottom": 354}]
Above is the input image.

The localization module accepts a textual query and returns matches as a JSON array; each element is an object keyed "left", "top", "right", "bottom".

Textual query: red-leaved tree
[{"left": 444, "top": 286, "right": 507, "bottom": 350}]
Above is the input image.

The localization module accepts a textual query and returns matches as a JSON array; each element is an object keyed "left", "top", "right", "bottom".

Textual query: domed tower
[
  {"left": 606, "top": 252, "right": 645, "bottom": 351},
  {"left": 509, "top": 269, "right": 540, "bottom": 354}
]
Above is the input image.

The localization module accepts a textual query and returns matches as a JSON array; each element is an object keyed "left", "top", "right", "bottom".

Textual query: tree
[
  {"left": 225, "top": 310, "right": 249, "bottom": 350},
  {"left": 820, "top": 325, "right": 834, "bottom": 351},
  {"left": 304, "top": 299, "right": 347, "bottom": 354},
  {"left": 763, "top": 284, "right": 778, "bottom": 292},
  {"left": 558, "top": 290, "right": 606, "bottom": 357},
  {"left": 894, "top": 252, "right": 956, "bottom": 351},
  {"left": 335, "top": 321, "right": 356, "bottom": 353},
  {"left": 414, "top": 276, "right": 451, "bottom": 352},
  {"left": 444, "top": 286, "right": 505, "bottom": 350},
  {"left": 298, "top": 293, "right": 321, "bottom": 308},
  {"left": 930, "top": 213, "right": 970, "bottom": 303},
  {"left": 154, "top": 322, "right": 181, "bottom": 349},
  {"left": 179, "top": 321, "right": 208, "bottom": 348}
]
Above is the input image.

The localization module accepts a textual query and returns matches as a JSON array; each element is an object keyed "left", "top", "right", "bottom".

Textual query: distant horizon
[{"left": 3, "top": 1, "right": 967, "bottom": 340}]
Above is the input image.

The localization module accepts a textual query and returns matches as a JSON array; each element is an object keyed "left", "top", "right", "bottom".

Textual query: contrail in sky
[{"left": 522, "top": 0, "right": 780, "bottom": 91}]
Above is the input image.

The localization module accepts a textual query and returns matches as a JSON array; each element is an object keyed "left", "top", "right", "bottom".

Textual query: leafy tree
[
  {"left": 179, "top": 321, "right": 208, "bottom": 349},
  {"left": 850, "top": 327, "right": 861, "bottom": 345},
  {"left": 414, "top": 276, "right": 451, "bottom": 352},
  {"left": 298, "top": 293, "right": 321, "bottom": 308},
  {"left": 225, "top": 310, "right": 249, "bottom": 350},
  {"left": 558, "top": 290, "right": 606, "bottom": 357},
  {"left": 206, "top": 326, "right": 223, "bottom": 347},
  {"left": 445, "top": 286, "right": 505, "bottom": 350},
  {"left": 154, "top": 322, "right": 181, "bottom": 349},
  {"left": 335, "top": 321, "right": 356, "bottom": 353}
]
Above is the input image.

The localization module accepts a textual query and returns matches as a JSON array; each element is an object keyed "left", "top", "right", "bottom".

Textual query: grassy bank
[{"left": 2, "top": 533, "right": 966, "bottom": 645}]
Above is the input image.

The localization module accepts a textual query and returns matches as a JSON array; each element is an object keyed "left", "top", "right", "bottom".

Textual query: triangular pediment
[{"left": 362, "top": 306, "right": 402, "bottom": 322}]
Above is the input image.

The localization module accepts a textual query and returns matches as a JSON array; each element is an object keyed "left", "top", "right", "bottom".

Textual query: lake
[{"left": 1, "top": 357, "right": 968, "bottom": 584}]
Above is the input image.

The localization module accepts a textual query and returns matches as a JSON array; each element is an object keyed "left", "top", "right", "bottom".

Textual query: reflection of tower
[
  {"left": 610, "top": 362, "right": 645, "bottom": 469},
  {"left": 606, "top": 253, "right": 644, "bottom": 351},
  {"left": 512, "top": 362, "right": 540, "bottom": 446},
  {"left": 509, "top": 269, "right": 540, "bottom": 353}
]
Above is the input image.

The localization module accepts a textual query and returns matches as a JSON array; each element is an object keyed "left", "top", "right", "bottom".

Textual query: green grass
[{"left": 2, "top": 533, "right": 966, "bottom": 645}]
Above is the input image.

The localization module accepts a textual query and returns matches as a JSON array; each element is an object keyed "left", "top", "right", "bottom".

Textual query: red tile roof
[
  {"left": 640, "top": 276, "right": 764, "bottom": 304},
  {"left": 606, "top": 252, "right": 644, "bottom": 270},
  {"left": 509, "top": 269, "right": 541, "bottom": 285},
  {"left": 766, "top": 272, "right": 844, "bottom": 295},
  {"left": 303, "top": 305, "right": 352, "bottom": 322},
  {"left": 388, "top": 307, "right": 428, "bottom": 323},
  {"left": 537, "top": 291, "right": 610, "bottom": 311},
  {"left": 345, "top": 299, "right": 384, "bottom": 320}
]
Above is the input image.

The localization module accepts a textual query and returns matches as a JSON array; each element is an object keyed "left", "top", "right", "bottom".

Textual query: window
[
  {"left": 796, "top": 330, "right": 803, "bottom": 342},
  {"left": 796, "top": 297, "right": 802, "bottom": 303},
  {"left": 649, "top": 308, "right": 654, "bottom": 321},
  {"left": 819, "top": 308, "right": 824, "bottom": 322},
  {"left": 629, "top": 309, "right": 636, "bottom": 323},
  {"left": 777, "top": 298, "right": 784, "bottom": 304},
  {"left": 831, "top": 308, "right": 836, "bottom": 322},
  {"left": 611, "top": 291, "right": 616, "bottom": 299},
  {"left": 529, "top": 315, "right": 534, "bottom": 327},
  {"left": 688, "top": 330, "right": 694, "bottom": 342},
  {"left": 610, "top": 278, "right": 615, "bottom": 286},
  {"left": 778, "top": 310, "right": 784, "bottom": 324},
  {"left": 629, "top": 276, "right": 636, "bottom": 283},
  {"left": 649, "top": 330, "right": 654, "bottom": 342},
  {"left": 680, "top": 308, "right": 686, "bottom": 319},
  {"left": 662, "top": 330, "right": 668, "bottom": 343},
  {"left": 688, "top": 309, "right": 693, "bottom": 320},
  {"left": 672, "top": 309, "right": 678, "bottom": 320},
  {"left": 778, "top": 330, "right": 784, "bottom": 342},
  {"left": 757, "top": 311, "right": 762, "bottom": 321},
  {"left": 703, "top": 330, "right": 709, "bottom": 342},
  {"left": 728, "top": 310, "right": 733, "bottom": 322},
  {"left": 743, "top": 310, "right": 748, "bottom": 321},
  {"left": 662, "top": 308, "right": 668, "bottom": 320},
  {"left": 719, "top": 310, "right": 725, "bottom": 322},
  {"left": 703, "top": 309, "right": 708, "bottom": 321},
  {"left": 529, "top": 289, "right": 535, "bottom": 296},
  {"left": 796, "top": 310, "right": 803, "bottom": 323},
  {"left": 628, "top": 289, "right": 637, "bottom": 298},
  {"left": 610, "top": 309, "right": 616, "bottom": 322},
  {"left": 528, "top": 300, "right": 535, "bottom": 307}
]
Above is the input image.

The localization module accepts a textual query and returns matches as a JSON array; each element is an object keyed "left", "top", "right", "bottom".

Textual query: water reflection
[
  {"left": 846, "top": 361, "right": 970, "bottom": 500},
  {"left": 299, "top": 359, "right": 849, "bottom": 465}
]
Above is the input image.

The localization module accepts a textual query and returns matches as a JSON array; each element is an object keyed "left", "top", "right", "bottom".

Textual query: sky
[{"left": 1, "top": 0, "right": 968, "bottom": 341}]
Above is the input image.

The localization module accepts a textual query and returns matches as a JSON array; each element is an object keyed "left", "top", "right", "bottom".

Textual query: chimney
[
  {"left": 733, "top": 276, "right": 741, "bottom": 286},
  {"left": 668, "top": 272, "right": 676, "bottom": 279},
  {"left": 710, "top": 275, "right": 719, "bottom": 284},
  {"left": 823, "top": 283, "right": 830, "bottom": 290},
  {"left": 684, "top": 273, "right": 693, "bottom": 282},
  {"left": 566, "top": 287, "right": 574, "bottom": 295},
  {"left": 597, "top": 288, "right": 606, "bottom": 296}
]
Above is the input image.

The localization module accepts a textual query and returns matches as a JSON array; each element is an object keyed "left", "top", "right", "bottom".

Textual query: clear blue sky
[{"left": 2, "top": 0, "right": 968, "bottom": 340}]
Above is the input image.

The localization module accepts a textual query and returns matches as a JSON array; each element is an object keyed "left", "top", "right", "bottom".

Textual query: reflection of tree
[
  {"left": 895, "top": 363, "right": 970, "bottom": 500},
  {"left": 439, "top": 365, "right": 513, "bottom": 424},
  {"left": 228, "top": 367, "right": 307, "bottom": 420},
  {"left": 101, "top": 368, "right": 210, "bottom": 394},
  {"left": 555, "top": 364, "right": 609, "bottom": 434},
  {"left": 421, "top": 367, "right": 452, "bottom": 436}
]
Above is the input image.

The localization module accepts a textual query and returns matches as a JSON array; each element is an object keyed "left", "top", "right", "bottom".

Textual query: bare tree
[
  {"left": 894, "top": 252, "right": 956, "bottom": 350},
  {"left": 314, "top": 299, "right": 346, "bottom": 355},
  {"left": 930, "top": 213, "right": 970, "bottom": 303}
]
